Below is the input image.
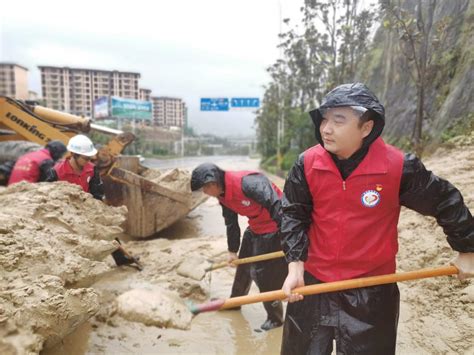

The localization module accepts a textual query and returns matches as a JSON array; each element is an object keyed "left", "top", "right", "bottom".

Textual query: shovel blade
[{"left": 187, "top": 299, "right": 226, "bottom": 315}]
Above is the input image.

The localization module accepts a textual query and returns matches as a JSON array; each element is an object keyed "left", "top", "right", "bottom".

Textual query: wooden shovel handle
[
  {"left": 221, "top": 265, "right": 458, "bottom": 309},
  {"left": 206, "top": 251, "right": 285, "bottom": 271}
]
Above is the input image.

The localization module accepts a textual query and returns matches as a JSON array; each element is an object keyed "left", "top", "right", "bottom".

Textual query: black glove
[
  {"left": 89, "top": 165, "right": 105, "bottom": 201},
  {"left": 39, "top": 159, "right": 55, "bottom": 182}
]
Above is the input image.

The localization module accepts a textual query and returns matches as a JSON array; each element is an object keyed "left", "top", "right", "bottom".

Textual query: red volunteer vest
[
  {"left": 54, "top": 158, "right": 95, "bottom": 192},
  {"left": 218, "top": 171, "right": 282, "bottom": 234},
  {"left": 304, "top": 138, "right": 404, "bottom": 282},
  {"left": 8, "top": 148, "right": 52, "bottom": 185}
]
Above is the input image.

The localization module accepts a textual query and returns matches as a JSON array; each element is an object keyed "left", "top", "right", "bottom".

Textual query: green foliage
[
  {"left": 255, "top": 0, "right": 377, "bottom": 163},
  {"left": 88, "top": 131, "right": 111, "bottom": 146},
  {"left": 357, "top": 46, "right": 383, "bottom": 84},
  {"left": 184, "top": 125, "right": 196, "bottom": 137},
  {"left": 260, "top": 155, "right": 278, "bottom": 175},
  {"left": 386, "top": 135, "right": 413, "bottom": 152},
  {"left": 441, "top": 113, "right": 474, "bottom": 142},
  {"left": 281, "top": 150, "right": 299, "bottom": 171}
]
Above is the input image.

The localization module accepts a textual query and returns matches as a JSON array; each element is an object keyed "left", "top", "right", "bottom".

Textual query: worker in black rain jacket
[
  {"left": 191, "top": 163, "right": 288, "bottom": 331},
  {"left": 280, "top": 82, "right": 474, "bottom": 354}
]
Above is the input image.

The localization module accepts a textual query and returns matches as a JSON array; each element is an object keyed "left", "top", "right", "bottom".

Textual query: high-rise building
[
  {"left": 139, "top": 88, "right": 152, "bottom": 102},
  {"left": 0, "top": 63, "right": 29, "bottom": 100},
  {"left": 39, "top": 66, "right": 141, "bottom": 116},
  {"left": 151, "top": 96, "right": 186, "bottom": 128}
]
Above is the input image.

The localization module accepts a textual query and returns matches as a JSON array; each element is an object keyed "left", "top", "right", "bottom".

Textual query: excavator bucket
[{"left": 103, "top": 156, "right": 207, "bottom": 238}]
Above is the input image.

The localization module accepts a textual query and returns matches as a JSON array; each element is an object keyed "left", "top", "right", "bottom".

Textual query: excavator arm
[{"left": 0, "top": 96, "right": 135, "bottom": 173}]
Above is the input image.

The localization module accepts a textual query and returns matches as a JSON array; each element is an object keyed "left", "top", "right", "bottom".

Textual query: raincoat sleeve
[
  {"left": 220, "top": 203, "right": 241, "bottom": 253},
  {"left": 241, "top": 174, "right": 282, "bottom": 227},
  {"left": 400, "top": 153, "right": 474, "bottom": 252},
  {"left": 281, "top": 153, "right": 313, "bottom": 262},
  {"left": 43, "top": 163, "right": 58, "bottom": 182}
]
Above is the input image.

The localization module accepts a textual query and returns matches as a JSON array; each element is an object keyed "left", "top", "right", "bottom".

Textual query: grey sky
[{"left": 0, "top": 0, "right": 302, "bottom": 137}]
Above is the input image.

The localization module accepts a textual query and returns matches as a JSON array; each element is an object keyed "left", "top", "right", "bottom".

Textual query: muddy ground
[{"left": 1, "top": 142, "right": 473, "bottom": 354}]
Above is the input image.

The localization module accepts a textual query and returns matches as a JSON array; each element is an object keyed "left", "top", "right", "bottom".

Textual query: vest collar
[
  {"left": 221, "top": 172, "right": 233, "bottom": 201},
  {"left": 312, "top": 137, "right": 388, "bottom": 177},
  {"left": 61, "top": 158, "right": 94, "bottom": 176}
]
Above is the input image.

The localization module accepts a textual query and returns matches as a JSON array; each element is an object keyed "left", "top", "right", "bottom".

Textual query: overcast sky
[{"left": 0, "top": 0, "right": 303, "bottom": 137}]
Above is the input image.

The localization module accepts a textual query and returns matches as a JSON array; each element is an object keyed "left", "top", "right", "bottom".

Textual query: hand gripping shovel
[
  {"left": 205, "top": 251, "right": 285, "bottom": 272},
  {"left": 188, "top": 265, "right": 459, "bottom": 314}
]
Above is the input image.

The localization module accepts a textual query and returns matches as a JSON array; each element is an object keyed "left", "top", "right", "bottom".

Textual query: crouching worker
[
  {"left": 46, "top": 134, "right": 140, "bottom": 268},
  {"left": 8, "top": 140, "right": 67, "bottom": 185},
  {"left": 191, "top": 163, "right": 288, "bottom": 331}
]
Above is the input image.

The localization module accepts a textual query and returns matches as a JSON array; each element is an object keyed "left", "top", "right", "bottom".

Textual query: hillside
[{"left": 357, "top": 0, "right": 474, "bottom": 143}]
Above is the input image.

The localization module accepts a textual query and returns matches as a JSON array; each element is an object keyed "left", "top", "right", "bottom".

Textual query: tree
[
  {"left": 382, "top": 0, "right": 448, "bottom": 154},
  {"left": 255, "top": 0, "right": 377, "bottom": 164}
]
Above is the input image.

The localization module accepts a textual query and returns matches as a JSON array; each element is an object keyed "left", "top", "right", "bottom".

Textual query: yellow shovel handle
[
  {"left": 206, "top": 251, "right": 285, "bottom": 272},
  {"left": 221, "top": 265, "right": 459, "bottom": 309}
]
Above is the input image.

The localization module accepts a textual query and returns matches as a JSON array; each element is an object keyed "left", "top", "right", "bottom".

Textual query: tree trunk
[
  {"left": 413, "top": 83, "right": 424, "bottom": 155},
  {"left": 412, "top": 0, "right": 436, "bottom": 156}
]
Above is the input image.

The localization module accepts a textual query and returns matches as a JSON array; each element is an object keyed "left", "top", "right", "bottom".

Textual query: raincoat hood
[
  {"left": 309, "top": 83, "right": 385, "bottom": 148},
  {"left": 46, "top": 140, "right": 67, "bottom": 161},
  {"left": 190, "top": 163, "right": 225, "bottom": 192}
]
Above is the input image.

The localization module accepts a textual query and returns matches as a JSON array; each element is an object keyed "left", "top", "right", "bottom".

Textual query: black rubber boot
[{"left": 260, "top": 318, "right": 283, "bottom": 331}]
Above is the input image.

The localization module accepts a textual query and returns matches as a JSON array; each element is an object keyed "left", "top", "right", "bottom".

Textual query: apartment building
[
  {"left": 0, "top": 63, "right": 29, "bottom": 100},
  {"left": 39, "top": 66, "right": 141, "bottom": 116},
  {"left": 139, "top": 88, "right": 152, "bottom": 102},
  {"left": 151, "top": 96, "right": 186, "bottom": 128}
]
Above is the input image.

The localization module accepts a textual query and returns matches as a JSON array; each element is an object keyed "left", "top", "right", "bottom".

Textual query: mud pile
[
  {"left": 0, "top": 182, "right": 127, "bottom": 354},
  {"left": 396, "top": 136, "right": 474, "bottom": 354}
]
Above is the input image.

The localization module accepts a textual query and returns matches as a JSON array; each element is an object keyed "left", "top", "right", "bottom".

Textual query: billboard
[
  {"left": 93, "top": 96, "right": 109, "bottom": 119},
  {"left": 111, "top": 96, "right": 152, "bottom": 120}
]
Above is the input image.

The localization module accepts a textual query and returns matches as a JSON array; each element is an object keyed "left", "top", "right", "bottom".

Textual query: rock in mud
[
  {"left": 176, "top": 256, "right": 212, "bottom": 280},
  {"left": 116, "top": 287, "right": 193, "bottom": 330}
]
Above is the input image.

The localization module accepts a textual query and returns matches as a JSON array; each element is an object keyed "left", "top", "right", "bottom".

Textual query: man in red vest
[
  {"left": 191, "top": 163, "right": 288, "bottom": 330},
  {"left": 8, "top": 140, "right": 67, "bottom": 185},
  {"left": 280, "top": 83, "right": 473, "bottom": 354},
  {"left": 47, "top": 134, "right": 104, "bottom": 200}
]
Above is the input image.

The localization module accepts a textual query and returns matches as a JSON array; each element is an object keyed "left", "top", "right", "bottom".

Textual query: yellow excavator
[
  {"left": 0, "top": 95, "right": 134, "bottom": 174},
  {"left": 0, "top": 95, "right": 205, "bottom": 238}
]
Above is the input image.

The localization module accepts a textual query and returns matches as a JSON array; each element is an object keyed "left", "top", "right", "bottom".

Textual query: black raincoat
[
  {"left": 281, "top": 83, "right": 474, "bottom": 354},
  {"left": 224, "top": 173, "right": 287, "bottom": 326}
]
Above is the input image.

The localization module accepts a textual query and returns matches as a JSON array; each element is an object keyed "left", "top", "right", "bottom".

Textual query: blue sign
[
  {"left": 231, "top": 98, "right": 260, "bottom": 108},
  {"left": 200, "top": 98, "right": 229, "bottom": 111}
]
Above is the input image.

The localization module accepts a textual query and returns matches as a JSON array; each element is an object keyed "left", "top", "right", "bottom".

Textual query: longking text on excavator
[{"left": 0, "top": 95, "right": 206, "bottom": 238}]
